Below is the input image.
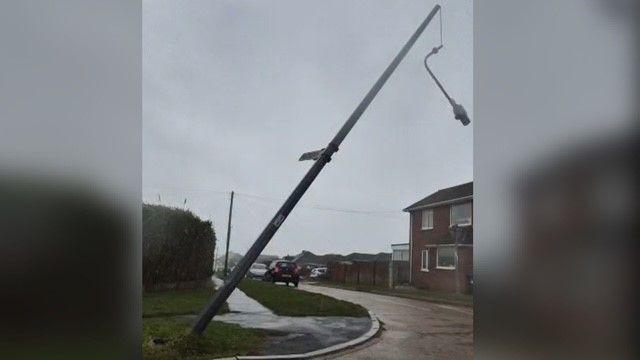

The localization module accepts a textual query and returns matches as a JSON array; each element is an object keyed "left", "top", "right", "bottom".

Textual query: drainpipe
[
  {"left": 455, "top": 247, "right": 460, "bottom": 294},
  {"left": 388, "top": 258, "right": 393, "bottom": 288}
]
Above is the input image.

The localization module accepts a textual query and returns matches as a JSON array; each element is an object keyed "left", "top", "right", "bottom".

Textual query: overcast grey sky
[{"left": 143, "top": 0, "right": 472, "bottom": 257}]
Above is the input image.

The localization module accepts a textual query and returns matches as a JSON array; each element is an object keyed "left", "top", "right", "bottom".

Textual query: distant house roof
[
  {"left": 403, "top": 182, "right": 473, "bottom": 212},
  {"left": 292, "top": 250, "right": 391, "bottom": 264}
]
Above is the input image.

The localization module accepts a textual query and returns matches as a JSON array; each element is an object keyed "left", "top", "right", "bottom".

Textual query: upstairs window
[
  {"left": 421, "top": 209, "right": 434, "bottom": 230},
  {"left": 450, "top": 202, "right": 472, "bottom": 227}
]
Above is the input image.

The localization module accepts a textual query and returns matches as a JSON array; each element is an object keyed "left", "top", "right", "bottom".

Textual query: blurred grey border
[
  {"left": 475, "top": 0, "right": 638, "bottom": 359},
  {"left": 1, "top": 1, "right": 141, "bottom": 359},
  {"left": 1, "top": 0, "right": 638, "bottom": 358}
]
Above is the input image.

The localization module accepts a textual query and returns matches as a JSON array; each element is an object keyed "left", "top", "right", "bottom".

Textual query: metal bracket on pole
[
  {"left": 191, "top": 4, "right": 443, "bottom": 335},
  {"left": 299, "top": 148, "right": 326, "bottom": 161},
  {"left": 424, "top": 44, "right": 471, "bottom": 126}
]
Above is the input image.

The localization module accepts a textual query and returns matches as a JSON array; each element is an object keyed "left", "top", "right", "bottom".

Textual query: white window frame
[
  {"left": 436, "top": 246, "right": 456, "bottom": 270},
  {"left": 421, "top": 209, "right": 434, "bottom": 230},
  {"left": 421, "top": 249, "right": 429, "bottom": 272},
  {"left": 449, "top": 202, "right": 472, "bottom": 227}
]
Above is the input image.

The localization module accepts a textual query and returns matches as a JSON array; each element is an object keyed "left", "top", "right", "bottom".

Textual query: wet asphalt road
[
  {"left": 212, "top": 278, "right": 371, "bottom": 355},
  {"left": 299, "top": 283, "right": 473, "bottom": 360}
]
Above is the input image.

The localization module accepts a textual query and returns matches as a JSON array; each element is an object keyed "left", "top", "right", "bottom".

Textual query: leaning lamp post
[{"left": 192, "top": 3, "right": 469, "bottom": 335}]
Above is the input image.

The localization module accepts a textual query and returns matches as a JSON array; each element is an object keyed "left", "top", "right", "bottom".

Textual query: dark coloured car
[{"left": 265, "top": 260, "right": 300, "bottom": 287}]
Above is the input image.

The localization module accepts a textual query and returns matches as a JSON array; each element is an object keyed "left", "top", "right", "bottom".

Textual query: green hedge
[{"left": 143, "top": 204, "right": 215, "bottom": 287}]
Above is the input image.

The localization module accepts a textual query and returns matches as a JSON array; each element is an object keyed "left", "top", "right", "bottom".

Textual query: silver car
[
  {"left": 247, "top": 263, "right": 268, "bottom": 280},
  {"left": 309, "top": 267, "right": 327, "bottom": 279}
]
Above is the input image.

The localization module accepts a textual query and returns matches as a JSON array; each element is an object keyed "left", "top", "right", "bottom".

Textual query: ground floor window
[
  {"left": 421, "top": 250, "right": 429, "bottom": 271},
  {"left": 437, "top": 247, "right": 456, "bottom": 270}
]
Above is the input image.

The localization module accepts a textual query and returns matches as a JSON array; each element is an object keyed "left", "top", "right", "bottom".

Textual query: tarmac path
[{"left": 299, "top": 283, "right": 473, "bottom": 360}]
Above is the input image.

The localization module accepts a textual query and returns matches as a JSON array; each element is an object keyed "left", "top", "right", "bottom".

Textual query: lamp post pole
[
  {"left": 192, "top": 4, "right": 451, "bottom": 335},
  {"left": 222, "top": 191, "right": 234, "bottom": 278}
]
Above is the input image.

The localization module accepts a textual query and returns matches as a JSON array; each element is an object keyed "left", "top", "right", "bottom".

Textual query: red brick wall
[
  {"left": 457, "top": 246, "right": 473, "bottom": 293},
  {"left": 409, "top": 201, "right": 473, "bottom": 293}
]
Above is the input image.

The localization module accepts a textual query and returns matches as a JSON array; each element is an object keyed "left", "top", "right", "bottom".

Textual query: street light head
[
  {"left": 422, "top": 8, "right": 470, "bottom": 127},
  {"left": 452, "top": 102, "right": 471, "bottom": 126},
  {"left": 424, "top": 51, "right": 471, "bottom": 127}
]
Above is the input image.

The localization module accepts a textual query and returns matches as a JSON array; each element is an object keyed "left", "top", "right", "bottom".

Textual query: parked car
[
  {"left": 265, "top": 260, "right": 300, "bottom": 287},
  {"left": 309, "top": 267, "right": 327, "bottom": 279},
  {"left": 247, "top": 262, "right": 268, "bottom": 280}
]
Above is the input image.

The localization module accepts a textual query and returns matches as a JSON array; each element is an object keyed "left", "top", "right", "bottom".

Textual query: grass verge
[
  {"left": 143, "top": 316, "right": 265, "bottom": 359},
  {"left": 238, "top": 279, "right": 369, "bottom": 317},
  {"left": 314, "top": 282, "right": 473, "bottom": 307},
  {"left": 143, "top": 287, "right": 264, "bottom": 359},
  {"left": 143, "top": 287, "right": 229, "bottom": 317}
]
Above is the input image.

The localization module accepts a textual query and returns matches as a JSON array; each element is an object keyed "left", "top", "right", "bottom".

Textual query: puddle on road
[{"left": 210, "top": 277, "right": 372, "bottom": 355}]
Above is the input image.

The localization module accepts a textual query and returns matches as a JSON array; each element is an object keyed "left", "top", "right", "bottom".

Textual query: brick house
[{"left": 403, "top": 182, "right": 473, "bottom": 293}]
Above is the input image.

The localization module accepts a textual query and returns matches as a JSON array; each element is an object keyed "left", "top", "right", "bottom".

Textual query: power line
[
  {"left": 144, "top": 185, "right": 229, "bottom": 196},
  {"left": 143, "top": 186, "right": 406, "bottom": 216},
  {"left": 235, "top": 191, "right": 401, "bottom": 214}
]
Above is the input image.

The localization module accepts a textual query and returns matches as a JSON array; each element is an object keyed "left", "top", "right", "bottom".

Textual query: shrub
[{"left": 143, "top": 204, "right": 215, "bottom": 287}]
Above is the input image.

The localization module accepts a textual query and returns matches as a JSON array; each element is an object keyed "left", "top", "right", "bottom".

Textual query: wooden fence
[
  {"left": 391, "top": 261, "right": 410, "bottom": 285},
  {"left": 327, "top": 261, "right": 390, "bottom": 287}
]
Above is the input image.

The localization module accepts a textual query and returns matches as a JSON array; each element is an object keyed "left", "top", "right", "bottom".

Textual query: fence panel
[
  {"left": 391, "top": 261, "right": 410, "bottom": 285},
  {"left": 328, "top": 261, "right": 391, "bottom": 287}
]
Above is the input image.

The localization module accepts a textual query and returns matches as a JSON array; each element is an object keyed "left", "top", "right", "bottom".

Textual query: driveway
[{"left": 299, "top": 284, "right": 473, "bottom": 359}]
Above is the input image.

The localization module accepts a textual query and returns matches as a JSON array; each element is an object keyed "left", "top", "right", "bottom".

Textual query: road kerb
[{"left": 218, "top": 309, "right": 381, "bottom": 360}]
